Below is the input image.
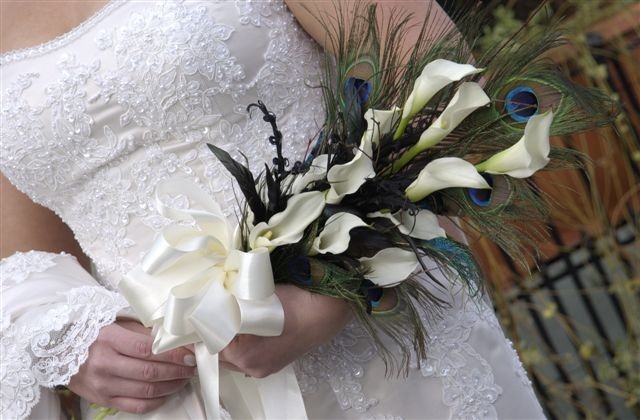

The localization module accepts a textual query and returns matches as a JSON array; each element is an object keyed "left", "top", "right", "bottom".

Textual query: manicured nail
[{"left": 184, "top": 355, "right": 196, "bottom": 366}]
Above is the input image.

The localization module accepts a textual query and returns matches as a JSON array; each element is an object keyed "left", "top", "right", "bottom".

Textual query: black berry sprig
[{"left": 247, "top": 101, "right": 289, "bottom": 182}]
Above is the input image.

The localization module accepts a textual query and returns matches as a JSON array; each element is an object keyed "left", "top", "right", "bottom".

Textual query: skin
[{"left": 1, "top": 0, "right": 455, "bottom": 414}]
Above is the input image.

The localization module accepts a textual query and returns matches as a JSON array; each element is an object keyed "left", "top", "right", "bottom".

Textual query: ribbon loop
[{"left": 225, "top": 248, "right": 276, "bottom": 300}]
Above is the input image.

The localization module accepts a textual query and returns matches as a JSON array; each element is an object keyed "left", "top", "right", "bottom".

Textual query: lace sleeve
[{"left": 0, "top": 251, "right": 128, "bottom": 419}]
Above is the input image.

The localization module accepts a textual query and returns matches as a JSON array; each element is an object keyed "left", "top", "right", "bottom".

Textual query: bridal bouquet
[
  {"left": 119, "top": 4, "right": 615, "bottom": 419},
  {"left": 200, "top": 59, "right": 556, "bottom": 368}
]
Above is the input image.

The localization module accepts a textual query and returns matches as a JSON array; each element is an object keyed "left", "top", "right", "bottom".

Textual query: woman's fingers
[
  {"left": 105, "top": 324, "right": 196, "bottom": 366},
  {"left": 109, "top": 355, "right": 196, "bottom": 382},
  {"left": 109, "top": 377, "right": 191, "bottom": 399}
]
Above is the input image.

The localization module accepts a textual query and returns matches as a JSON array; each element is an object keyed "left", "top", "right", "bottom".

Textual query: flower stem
[
  {"left": 385, "top": 144, "right": 421, "bottom": 175},
  {"left": 393, "top": 118, "right": 409, "bottom": 140}
]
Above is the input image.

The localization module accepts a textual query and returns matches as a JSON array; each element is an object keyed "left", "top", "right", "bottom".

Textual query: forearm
[
  {"left": 1, "top": 251, "right": 128, "bottom": 419},
  {"left": 1, "top": 173, "right": 91, "bottom": 270}
]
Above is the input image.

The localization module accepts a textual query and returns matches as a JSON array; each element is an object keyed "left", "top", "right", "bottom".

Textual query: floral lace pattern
[
  {"left": 0, "top": 317, "right": 38, "bottom": 419},
  {"left": 297, "top": 288, "right": 510, "bottom": 419},
  {"left": 417, "top": 299, "right": 503, "bottom": 419},
  {"left": 0, "top": 251, "right": 59, "bottom": 292},
  {"left": 29, "top": 286, "right": 128, "bottom": 386},
  {"left": 1, "top": 281, "right": 127, "bottom": 419},
  {"left": 295, "top": 321, "right": 380, "bottom": 413}
]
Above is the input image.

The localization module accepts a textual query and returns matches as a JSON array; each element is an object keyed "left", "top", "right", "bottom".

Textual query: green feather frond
[
  {"left": 302, "top": 258, "right": 365, "bottom": 300},
  {"left": 314, "top": 1, "right": 485, "bottom": 157},
  {"left": 473, "top": 15, "right": 618, "bottom": 141},
  {"left": 440, "top": 181, "right": 550, "bottom": 268},
  {"left": 349, "top": 275, "right": 450, "bottom": 377},
  {"left": 278, "top": 255, "right": 425, "bottom": 376},
  {"left": 545, "top": 145, "right": 588, "bottom": 171}
]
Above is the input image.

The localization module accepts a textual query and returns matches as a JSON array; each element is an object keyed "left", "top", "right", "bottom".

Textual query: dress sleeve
[{"left": 0, "top": 251, "right": 128, "bottom": 419}]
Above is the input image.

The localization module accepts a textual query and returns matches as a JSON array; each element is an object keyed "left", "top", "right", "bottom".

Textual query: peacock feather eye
[
  {"left": 361, "top": 279, "right": 383, "bottom": 308},
  {"left": 345, "top": 77, "right": 371, "bottom": 105},
  {"left": 465, "top": 174, "right": 513, "bottom": 211},
  {"left": 468, "top": 174, "right": 494, "bottom": 206},
  {"left": 504, "top": 86, "right": 538, "bottom": 122}
]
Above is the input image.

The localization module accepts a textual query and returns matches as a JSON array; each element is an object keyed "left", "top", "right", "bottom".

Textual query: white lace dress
[{"left": 0, "top": 1, "right": 545, "bottom": 419}]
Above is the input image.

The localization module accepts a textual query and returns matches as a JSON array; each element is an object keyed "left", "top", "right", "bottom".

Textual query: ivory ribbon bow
[{"left": 120, "top": 180, "right": 307, "bottom": 419}]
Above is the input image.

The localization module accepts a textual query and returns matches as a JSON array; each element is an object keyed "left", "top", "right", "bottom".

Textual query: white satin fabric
[{"left": 0, "top": 1, "right": 545, "bottom": 418}]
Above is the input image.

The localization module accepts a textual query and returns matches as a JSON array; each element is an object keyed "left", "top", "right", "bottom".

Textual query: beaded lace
[
  {"left": 0, "top": 253, "right": 127, "bottom": 419},
  {"left": 0, "top": 1, "right": 536, "bottom": 418}
]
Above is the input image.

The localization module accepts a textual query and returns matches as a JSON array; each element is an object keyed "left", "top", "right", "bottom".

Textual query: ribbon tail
[
  {"left": 256, "top": 364, "right": 308, "bottom": 420},
  {"left": 220, "top": 370, "right": 265, "bottom": 419},
  {"left": 195, "top": 343, "right": 221, "bottom": 419}
]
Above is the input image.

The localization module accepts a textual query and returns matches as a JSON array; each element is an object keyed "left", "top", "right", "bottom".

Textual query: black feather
[{"left": 206, "top": 143, "right": 266, "bottom": 223}]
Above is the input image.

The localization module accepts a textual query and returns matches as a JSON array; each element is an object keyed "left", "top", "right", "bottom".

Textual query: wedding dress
[{"left": 0, "top": 1, "right": 545, "bottom": 419}]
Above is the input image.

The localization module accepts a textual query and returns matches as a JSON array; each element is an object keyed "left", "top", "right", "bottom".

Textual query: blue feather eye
[
  {"left": 468, "top": 174, "right": 494, "bottom": 207},
  {"left": 345, "top": 77, "right": 371, "bottom": 104},
  {"left": 362, "top": 279, "right": 383, "bottom": 308},
  {"left": 505, "top": 86, "right": 538, "bottom": 122}
]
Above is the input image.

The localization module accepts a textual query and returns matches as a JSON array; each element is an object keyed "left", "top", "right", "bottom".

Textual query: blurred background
[{"left": 439, "top": 0, "right": 640, "bottom": 418}]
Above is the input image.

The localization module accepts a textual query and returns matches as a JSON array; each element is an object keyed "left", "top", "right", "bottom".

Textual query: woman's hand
[
  {"left": 68, "top": 320, "right": 197, "bottom": 414},
  {"left": 219, "top": 284, "right": 352, "bottom": 378}
]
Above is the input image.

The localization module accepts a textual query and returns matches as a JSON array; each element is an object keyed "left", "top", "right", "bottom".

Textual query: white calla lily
[
  {"left": 325, "top": 134, "right": 375, "bottom": 205},
  {"left": 249, "top": 191, "right": 325, "bottom": 250},
  {"left": 325, "top": 107, "right": 402, "bottom": 203},
  {"left": 311, "top": 212, "right": 368, "bottom": 255},
  {"left": 290, "top": 154, "right": 328, "bottom": 194},
  {"left": 393, "top": 83, "right": 490, "bottom": 171},
  {"left": 363, "top": 107, "right": 402, "bottom": 146},
  {"left": 359, "top": 248, "right": 419, "bottom": 287},
  {"left": 417, "top": 82, "right": 490, "bottom": 149},
  {"left": 395, "top": 59, "right": 483, "bottom": 139},
  {"left": 405, "top": 157, "right": 491, "bottom": 202},
  {"left": 368, "top": 209, "right": 445, "bottom": 240},
  {"left": 475, "top": 111, "right": 554, "bottom": 178}
]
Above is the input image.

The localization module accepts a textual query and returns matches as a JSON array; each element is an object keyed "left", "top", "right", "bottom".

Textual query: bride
[{"left": 1, "top": 0, "right": 545, "bottom": 418}]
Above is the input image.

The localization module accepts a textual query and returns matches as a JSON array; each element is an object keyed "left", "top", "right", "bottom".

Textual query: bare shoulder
[
  {"left": 0, "top": 0, "right": 109, "bottom": 54},
  {"left": 284, "top": 0, "right": 453, "bottom": 55}
]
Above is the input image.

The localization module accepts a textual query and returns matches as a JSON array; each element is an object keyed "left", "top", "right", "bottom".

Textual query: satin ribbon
[{"left": 120, "top": 179, "right": 307, "bottom": 419}]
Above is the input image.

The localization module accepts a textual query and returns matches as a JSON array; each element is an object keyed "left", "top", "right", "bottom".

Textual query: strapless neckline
[{"left": 0, "top": 0, "right": 123, "bottom": 66}]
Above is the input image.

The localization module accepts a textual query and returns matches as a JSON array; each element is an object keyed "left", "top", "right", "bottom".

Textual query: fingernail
[{"left": 184, "top": 355, "right": 196, "bottom": 366}]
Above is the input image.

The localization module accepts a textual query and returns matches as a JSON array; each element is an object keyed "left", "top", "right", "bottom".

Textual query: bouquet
[{"left": 120, "top": 4, "right": 616, "bottom": 419}]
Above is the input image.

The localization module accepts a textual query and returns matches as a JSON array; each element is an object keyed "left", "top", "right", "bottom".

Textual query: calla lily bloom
[
  {"left": 367, "top": 209, "right": 445, "bottom": 240},
  {"left": 363, "top": 107, "right": 402, "bottom": 146},
  {"left": 325, "top": 107, "right": 404, "bottom": 204},
  {"left": 249, "top": 191, "right": 325, "bottom": 250},
  {"left": 311, "top": 212, "right": 368, "bottom": 255},
  {"left": 405, "top": 157, "right": 491, "bottom": 202},
  {"left": 475, "top": 111, "right": 554, "bottom": 178},
  {"left": 325, "top": 137, "right": 375, "bottom": 204},
  {"left": 289, "top": 154, "right": 328, "bottom": 194},
  {"left": 395, "top": 59, "right": 483, "bottom": 139},
  {"left": 359, "top": 248, "right": 419, "bottom": 287},
  {"left": 393, "top": 82, "right": 490, "bottom": 171}
]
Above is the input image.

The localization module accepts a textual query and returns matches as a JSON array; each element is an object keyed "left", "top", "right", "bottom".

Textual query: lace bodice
[
  {"left": 1, "top": 0, "right": 324, "bottom": 286},
  {"left": 1, "top": 2, "right": 544, "bottom": 418}
]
